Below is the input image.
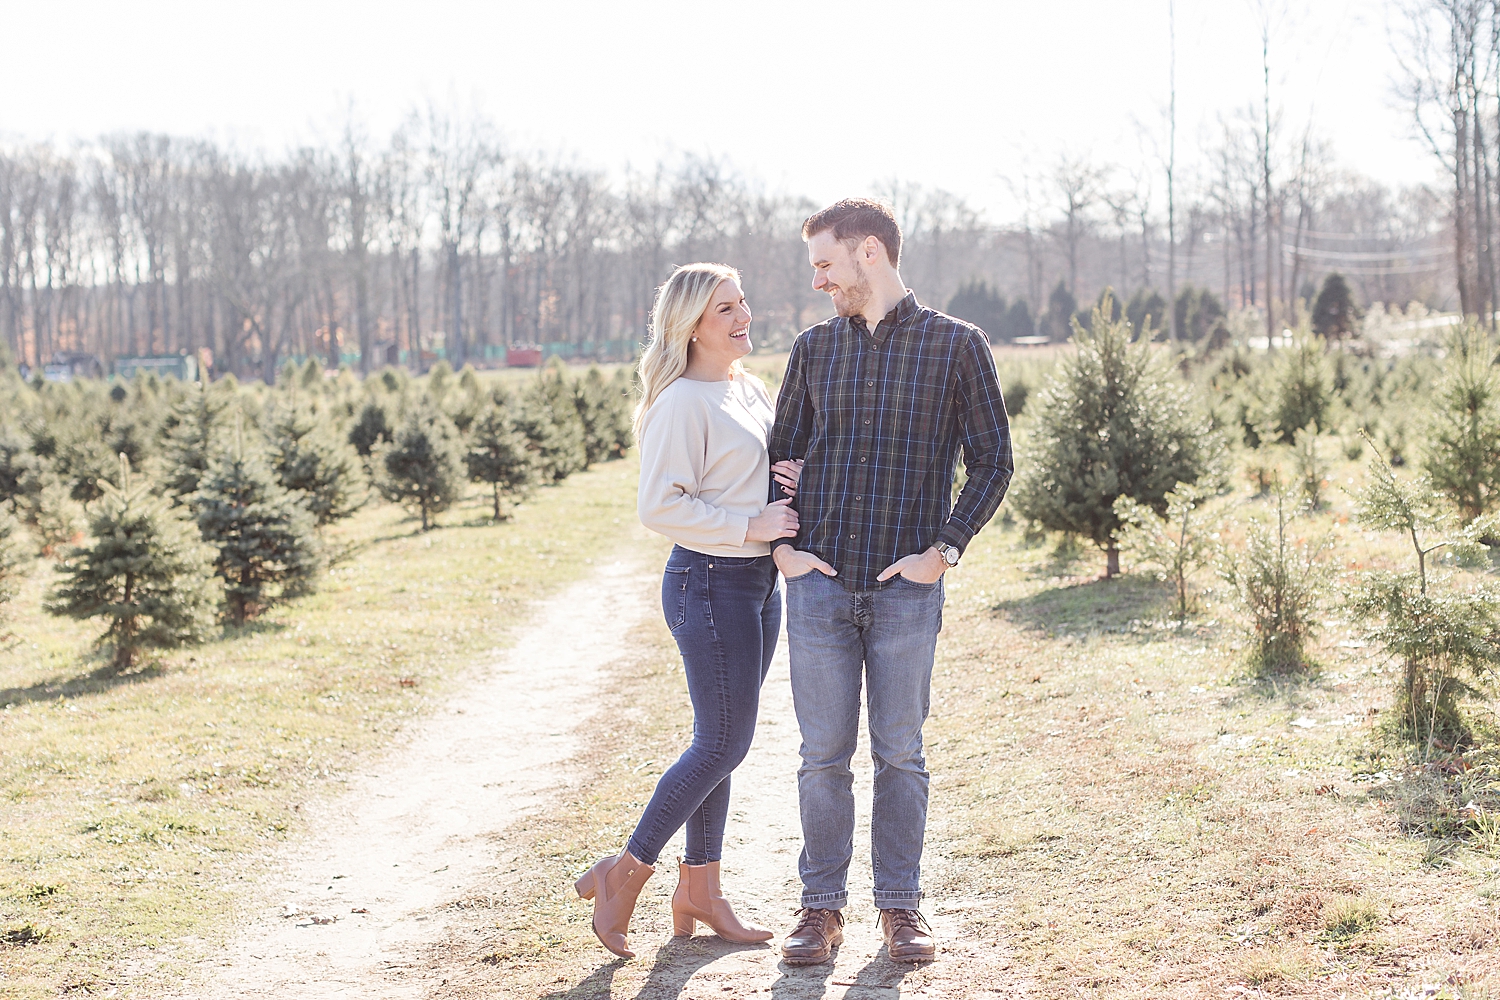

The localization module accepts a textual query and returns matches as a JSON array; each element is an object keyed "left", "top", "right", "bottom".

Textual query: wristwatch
[{"left": 935, "top": 541, "right": 961, "bottom": 568}]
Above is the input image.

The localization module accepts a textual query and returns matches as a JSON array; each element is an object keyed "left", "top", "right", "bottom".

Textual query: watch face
[{"left": 943, "top": 547, "right": 960, "bottom": 565}]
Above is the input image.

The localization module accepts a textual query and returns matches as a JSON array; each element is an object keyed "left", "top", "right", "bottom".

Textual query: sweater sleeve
[{"left": 637, "top": 391, "right": 752, "bottom": 549}]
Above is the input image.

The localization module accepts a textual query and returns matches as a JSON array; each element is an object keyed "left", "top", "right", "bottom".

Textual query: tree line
[{"left": 0, "top": 99, "right": 1459, "bottom": 380}]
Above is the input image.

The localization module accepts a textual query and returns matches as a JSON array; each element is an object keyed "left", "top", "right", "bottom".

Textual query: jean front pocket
[{"left": 663, "top": 566, "right": 690, "bottom": 632}]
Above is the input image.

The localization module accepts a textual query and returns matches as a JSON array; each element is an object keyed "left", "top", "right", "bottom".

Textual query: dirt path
[
  {"left": 193, "top": 553, "right": 1018, "bottom": 999},
  {"left": 192, "top": 555, "right": 656, "bottom": 999}
]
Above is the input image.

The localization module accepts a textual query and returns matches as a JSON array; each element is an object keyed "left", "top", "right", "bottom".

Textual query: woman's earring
[{"left": 691, "top": 337, "right": 698, "bottom": 342}]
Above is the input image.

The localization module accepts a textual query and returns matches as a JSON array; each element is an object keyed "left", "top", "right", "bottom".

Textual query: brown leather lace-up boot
[
  {"left": 879, "top": 908, "right": 936, "bottom": 962},
  {"left": 671, "top": 860, "right": 774, "bottom": 943},
  {"left": 779, "top": 907, "right": 844, "bottom": 965},
  {"left": 574, "top": 849, "right": 654, "bottom": 959}
]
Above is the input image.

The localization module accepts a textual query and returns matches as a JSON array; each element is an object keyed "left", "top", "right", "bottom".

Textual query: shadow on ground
[
  {"left": 992, "top": 573, "right": 1178, "bottom": 636},
  {"left": 769, "top": 949, "right": 916, "bottom": 999},
  {"left": 0, "top": 657, "right": 163, "bottom": 707},
  {"left": 539, "top": 937, "right": 769, "bottom": 1000}
]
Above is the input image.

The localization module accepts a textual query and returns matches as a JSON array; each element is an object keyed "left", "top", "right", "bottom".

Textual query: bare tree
[{"left": 1052, "top": 154, "right": 1104, "bottom": 295}]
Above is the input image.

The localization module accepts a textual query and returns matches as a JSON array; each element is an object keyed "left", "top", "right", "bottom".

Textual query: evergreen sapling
[
  {"left": 1423, "top": 325, "right": 1500, "bottom": 523},
  {"left": 377, "top": 398, "right": 465, "bottom": 530},
  {"left": 45, "top": 455, "right": 216, "bottom": 668},
  {"left": 266, "top": 399, "right": 368, "bottom": 527},
  {"left": 1010, "top": 299, "right": 1218, "bottom": 576},
  {"left": 465, "top": 391, "right": 535, "bottom": 521},
  {"left": 1348, "top": 434, "right": 1500, "bottom": 754},
  {"left": 1113, "top": 482, "right": 1214, "bottom": 619},
  {"left": 193, "top": 433, "right": 323, "bottom": 625},
  {"left": 1215, "top": 485, "right": 1331, "bottom": 673},
  {"left": 0, "top": 508, "right": 29, "bottom": 625}
]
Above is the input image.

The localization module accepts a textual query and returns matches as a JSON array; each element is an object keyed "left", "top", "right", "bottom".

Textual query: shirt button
[
  {"left": 863, "top": 418, "right": 871, "bottom": 425},
  {"left": 849, "top": 533, "right": 857, "bottom": 540},
  {"left": 859, "top": 456, "right": 867, "bottom": 463},
  {"left": 866, "top": 380, "right": 874, "bottom": 387},
  {"left": 855, "top": 495, "right": 862, "bottom": 501}
]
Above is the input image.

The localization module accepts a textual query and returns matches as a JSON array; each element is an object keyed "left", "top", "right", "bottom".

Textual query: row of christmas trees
[{"left": 0, "top": 359, "right": 634, "bottom": 667}]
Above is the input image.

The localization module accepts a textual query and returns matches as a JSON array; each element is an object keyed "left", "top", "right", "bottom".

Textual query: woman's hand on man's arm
[{"left": 771, "top": 458, "right": 804, "bottom": 497}]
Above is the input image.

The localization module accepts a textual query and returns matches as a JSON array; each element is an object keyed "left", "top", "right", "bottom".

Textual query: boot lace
[
  {"left": 790, "top": 907, "right": 842, "bottom": 937},
  {"left": 883, "top": 908, "right": 929, "bottom": 933}
]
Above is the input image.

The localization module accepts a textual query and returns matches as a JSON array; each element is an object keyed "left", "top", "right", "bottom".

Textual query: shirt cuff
[
  {"left": 938, "top": 518, "right": 974, "bottom": 554},
  {"left": 728, "top": 513, "right": 751, "bottom": 548}
]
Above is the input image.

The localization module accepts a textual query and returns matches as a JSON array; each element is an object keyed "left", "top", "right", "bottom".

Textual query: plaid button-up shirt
[{"left": 769, "top": 291, "right": 1014, "bottom": 592}]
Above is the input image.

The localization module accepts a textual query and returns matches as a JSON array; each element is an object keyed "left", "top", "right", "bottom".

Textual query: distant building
[
  {"left": 116, "top": 354, "right": 198, "bottom": 382},
  {"left": 42, "top": 352, "right": 104, "bottom": 381}
]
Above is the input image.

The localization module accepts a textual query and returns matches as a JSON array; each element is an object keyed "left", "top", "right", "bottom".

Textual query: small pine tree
[
  {"left": 425, "top": 359, "right": 455, "bottom": 405},
  {"left": 451, "top": 364, "right": 486, "bottom": 435},
  {"left": 1010, "top": 300, "right": 1218, "bottom": 576},
  {"left": 377, "top": 399, "right": 465, "bottom": 530},
  {"left": 515, "top": 365, "right": 586, "bottom": 482},
  {"left": 605, "top": 368, "right": 636, "bottom": 457},
  {"left": 1043, "top": 280, "right": 1078, "bottom": 343},
  {"left": 0, "top": 425, "right": 40, "bottom": 512},
  {"left": 160, "top": 384, "right": 228, "bottom": 501},
  {"left": 0, "top": 508, "right": 30, "bottom": 624},
  {"left": 1423, "top": 325, "right": 1500, "bottom": 523},
  {"left": 1270, "top": 336, "right": 1334, "bottom": 444},
  {"left": 1348, "top": 436, "right": 1500, "bottom": 754},
  {"left": 1125, "top": 288, "right": 1168, "bottom": 340},
  {"left": 1292, "top": 428, "right": 1330, "bottom": 510},
  {"left": 1311, "top": 273, "right": 1358, "bottom": 338},
  {"left": 45, "top": 456, "right": 217, "bottom": 668},
  {"left": 1215, "top": 487, "right": 1331, "bottom": 673},
  {"left": 1000, "top": 298, "right": 1035, "bottom": 342},
  {"left": 266, "top": 400, "right": 368, "bottom": 527},
  {"left": 1113, "top": 482, "right": 1214, "bottom": 619},
  {"left": 574, "top": 366, "right": 634, "bottom": 466},
  {"left": 466, "top": 393, "right": 535, "bottom": 520},
  {"left": 27, "top": 477, "right": 85, "bottom": 557},
  {"left": 193, "top": 444, "right": 322, "bottom": 625},
  {"left": 348, "top": 399, "right": 393, "bottom": 457}
]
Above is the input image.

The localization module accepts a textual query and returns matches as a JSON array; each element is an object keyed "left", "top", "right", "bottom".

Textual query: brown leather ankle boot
[
  {"left": 670, "top": 860, "right": 774, "bottom": 943},
  {"left": 574, "top": 849, "right": 654, "bottom": 958}
]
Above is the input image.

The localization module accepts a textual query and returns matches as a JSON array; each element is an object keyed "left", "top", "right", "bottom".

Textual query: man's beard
[{"left": 832, "top": 269, "right": 872, "bottom": 318}]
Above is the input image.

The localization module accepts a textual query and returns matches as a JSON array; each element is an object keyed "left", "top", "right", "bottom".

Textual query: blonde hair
[{"left": 633, "top": 262, "right": 744, "bottom": 436}]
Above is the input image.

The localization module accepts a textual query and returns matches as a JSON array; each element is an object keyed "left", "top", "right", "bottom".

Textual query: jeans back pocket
[{"left": 663, "top": 566, "right": 690, "bottom": 631}]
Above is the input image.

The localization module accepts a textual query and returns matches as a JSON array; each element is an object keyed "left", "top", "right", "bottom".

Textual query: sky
[{"left": 0, "top": 0, "right": 1439, "bottom": 222}]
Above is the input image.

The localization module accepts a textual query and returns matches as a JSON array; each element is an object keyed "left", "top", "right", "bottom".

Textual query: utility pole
[
  {"left": 1167, "top": 0, "right": 1178, "bottom": 342},
  {"left": 1262, "top": 10, "right": 1276, "bottom": 349}
]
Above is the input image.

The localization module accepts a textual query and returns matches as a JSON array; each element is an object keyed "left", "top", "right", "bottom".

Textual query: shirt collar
[{"left": 849, "top": 290, "right": 920, "bottom": 343}]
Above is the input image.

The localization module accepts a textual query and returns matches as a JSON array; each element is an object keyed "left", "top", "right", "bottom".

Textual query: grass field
[
  {"left": 415, "top": 451, "right": 1500, "bottom": 998},
  {"left": 0, "top": 458, "right": 642, "bottom": 998}
]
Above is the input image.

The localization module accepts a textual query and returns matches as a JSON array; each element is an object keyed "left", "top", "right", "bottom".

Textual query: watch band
[{"left": 935, "top": 541, "right": 961, "bottom": 567}]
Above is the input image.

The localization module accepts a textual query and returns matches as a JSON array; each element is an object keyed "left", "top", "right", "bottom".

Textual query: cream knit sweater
[{"left": 636, "top": 374, "right": 775, "bottom": 557}]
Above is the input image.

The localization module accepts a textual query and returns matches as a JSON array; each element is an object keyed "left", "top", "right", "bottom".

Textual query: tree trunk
[{"left": 1106, "top": 545, "right": 1120, "bottom": 579}]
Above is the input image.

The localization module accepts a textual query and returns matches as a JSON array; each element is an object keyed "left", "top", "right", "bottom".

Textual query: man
[{"left": 769, "top": 198, "right": 1012, "bottom": 964}]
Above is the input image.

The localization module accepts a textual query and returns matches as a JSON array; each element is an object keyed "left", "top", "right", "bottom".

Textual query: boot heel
[
  {"left": 672, "top": 910, "right": 696, "bottom": 937},
  {"left": 575, "top": 871, "right": 596, "bottom": 900}
]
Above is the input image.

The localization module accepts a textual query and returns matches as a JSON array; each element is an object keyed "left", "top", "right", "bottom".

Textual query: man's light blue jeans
[{"left": 783, "top": 569, "right": 943, "bottom": 911}]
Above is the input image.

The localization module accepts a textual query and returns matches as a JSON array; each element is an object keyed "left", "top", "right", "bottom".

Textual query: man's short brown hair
[{"left": 802, "top": 198, "right": 902, "bottom": 267}]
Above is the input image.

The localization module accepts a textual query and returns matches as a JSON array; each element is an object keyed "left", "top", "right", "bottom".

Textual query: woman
[{"left": 574, "top": 263, "right": 800, "bottom": 959}]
